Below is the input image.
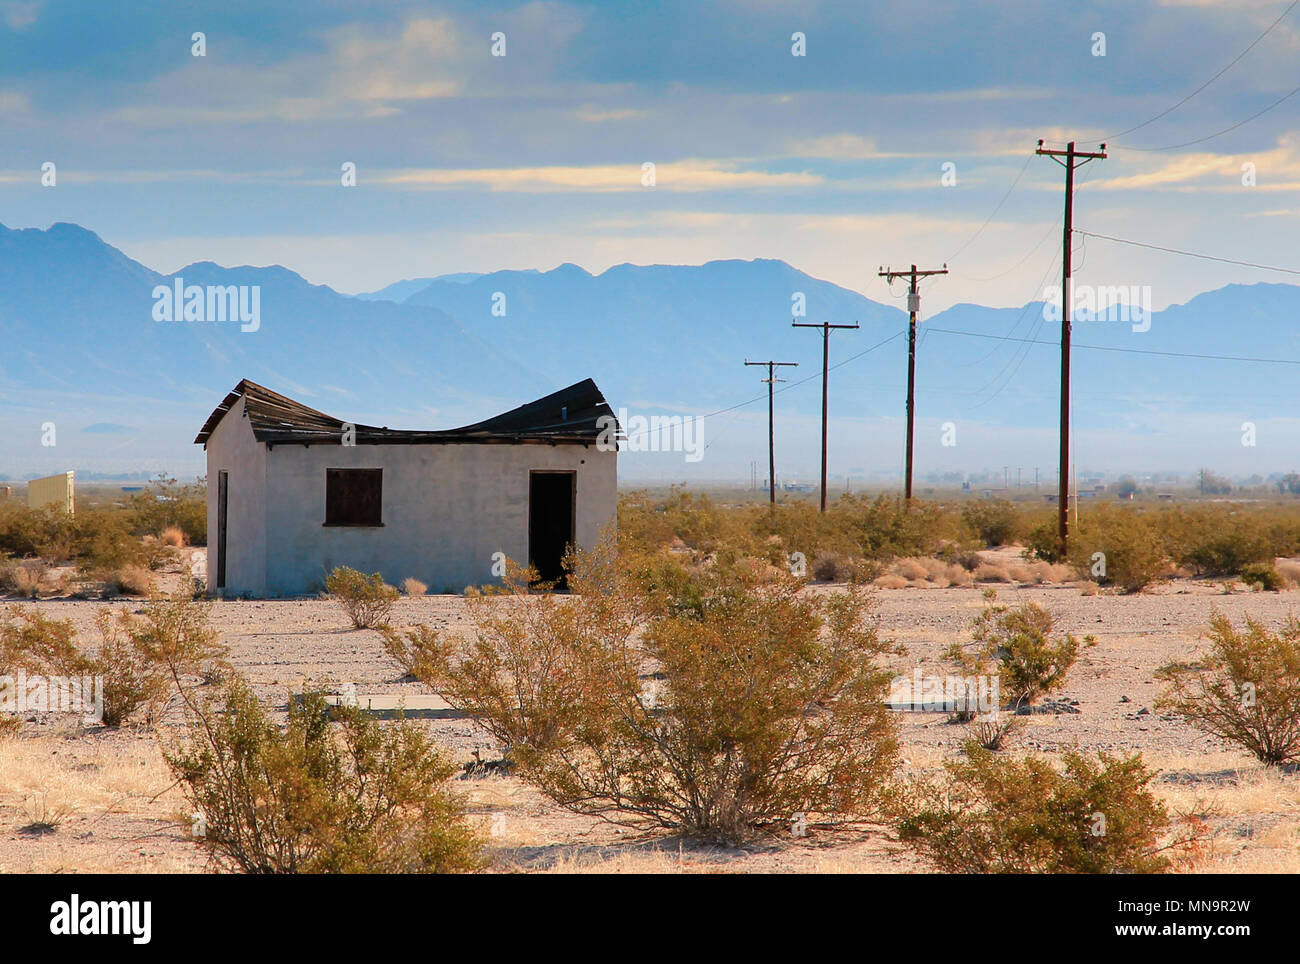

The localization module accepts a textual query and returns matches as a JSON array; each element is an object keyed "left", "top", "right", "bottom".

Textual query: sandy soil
[{"left": 2, "top": 546, "right": 1298, "bottom": 873}]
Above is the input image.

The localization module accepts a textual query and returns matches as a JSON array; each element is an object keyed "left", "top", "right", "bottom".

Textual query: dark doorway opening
[
  {"left": 216, "top": 470, "right": 228, "bottom": 591},
  {"left": 528, "top": 471, "right": 575, "bottom": 587}
]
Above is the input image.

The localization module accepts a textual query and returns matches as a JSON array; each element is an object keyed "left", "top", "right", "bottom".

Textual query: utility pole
[
  {"left": 879, "top": 264, "right": 947, "bottom": 503},
  {"left": 1036, "top": 139, "right": 1105, "bottom": 559},
  {"left": 792, "top": 320, "right": 859, "bottom": 512},
  {"left": 744, "top": 359, "right": 798, "bottom": 505}
]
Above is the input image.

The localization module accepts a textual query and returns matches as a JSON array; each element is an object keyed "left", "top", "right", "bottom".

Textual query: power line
[
  {"left": 1103, "top": 0, "right": 1299, "bottom": 142},
  {"left": 619, "top": 331, "right": 905, "bottom": 446},
  {"left": 1075, "top": 229, "right": 1300, "bottom": 275},
  {"left": 926, "top": 326, "right": 1300, "bottom": 366},
  {"left": 1116, "top": 78, "right": 1300, "bottom": 151},
  {"left": 946, "top": 152, "right": 1034, "bottom": 263}
]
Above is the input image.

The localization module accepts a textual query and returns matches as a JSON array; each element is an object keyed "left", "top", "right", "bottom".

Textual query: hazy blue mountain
[
  {"left": 2, "top": 220, "right": 1298, "bottom": 480},
  {"left": 0, "top": 223, "right": 548, "bottom": 477},
  {"left": 352, "top": 272, "right": 485, "bottom": 301}
]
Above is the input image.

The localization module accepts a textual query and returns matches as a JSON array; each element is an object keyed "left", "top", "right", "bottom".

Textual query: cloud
[
  {"left": 0, "top": 1, "right": 38, "bottom": 30},
  {"left": 377, "top": 160, "right": 824, "bottom": 192},
  {"left": 81, "top": 422, "right": 135, "bottom": 434},
  {"left": 107, "top": 16, "right": 469, "bottom": 128}
]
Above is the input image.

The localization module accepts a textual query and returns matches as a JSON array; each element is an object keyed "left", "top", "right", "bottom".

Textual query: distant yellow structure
[{"left": 28, "top": 471, "right": 75, "bottom": 515}]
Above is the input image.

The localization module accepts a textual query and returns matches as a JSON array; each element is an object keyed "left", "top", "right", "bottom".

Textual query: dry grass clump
[
  {"left": 1077, "top": 579, "right": 1101, "bottom": 596},
  {"left": 1275, "top": 558, "right": 1300, "bottom": 588},
  {"left": 874, "top": 574, "right": 908, "bottom": 589},
  {"left": 973, "top": 563, "right": 1011, "bottom": 583},
  {"left": 0, "top": 559, "right": 49, "bottom": 598},
  {"left": 402, "top": 577, "right": 428, "bottom": 597},
  {"left": 943, "top": 563, "right": 973, "bottom": 587},
  {"left": 1006, "top": 563, "right": 1034, "bottom": 583},
  {"left": 105, "top": 566, "right": 153, "bottom": 597},
  {"left": 1036, "top": 562, "right": 1075, "bottom": 583},
  {"left": 160, "top": 526, "right": 187, "bottom": 548},
  {"left": 896, "top": 558, "right": 929, "bottom": 581}
]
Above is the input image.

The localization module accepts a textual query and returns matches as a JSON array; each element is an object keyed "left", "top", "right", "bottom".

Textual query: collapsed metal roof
[{"left": 194, "top": 378, "right": 619, "bottom": 447}]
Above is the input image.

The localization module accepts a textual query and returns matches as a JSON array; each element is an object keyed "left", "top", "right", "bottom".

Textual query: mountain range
[{"left": 1, "top": 220, "right": 1298, "bottom": 482}]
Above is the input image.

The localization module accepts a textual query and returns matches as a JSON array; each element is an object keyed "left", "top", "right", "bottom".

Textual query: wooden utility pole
[
  {"left": 744, "top": 359, "right": 798, "bottom": 505},
  {"left": 1036, "top": 139, "right": 1105, "bottom": 559},
  {"left": 792, "top": 320, "right": 858, "bottom": 511},
  {"left": 879, "top": 263, "right": 947, "bottom": 503}
]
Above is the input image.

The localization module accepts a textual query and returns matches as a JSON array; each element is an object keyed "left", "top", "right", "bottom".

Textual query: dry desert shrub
[
  {"left": 961, "top": 500, "right": 1020, "bottom": 548},
  {"left": 412, "top": 540, "right": 902, "bottom": 844},
  {"left": 874, "top": 574, "right": 908, "bottom": 589},
  {"left": 1157, "top": 610, "right": 1300, "bottom": 766},
  {"left": 1240, "top": 562, "right": 1284, "bottom": 592},
  {"left": 166, "top": 680, "right": 483, "bottom": 874},
  {"left": 378, "top": 622, "right": 438, "bottom": 678},
  {"left": 896, "top": 744, "right": 1203, "bottom": 873},
  {"left": 160, "top": 526, "right": 186, "bottom": 548},
  {"left": 1078, "top": 579, "right": 1101, "bottom": 596},
  {"left": 1069, "top": 506, "right": 1167, "bottom": 593},
  {"left": 947, "top": 593, "right": 1094, "bottom": 708},
  {"left": 968, "top": 713, "right": 1022, "bottom": 751},
  {"left": 402, "top": 577, "right": 428, "bottom": 597},
  {"left": 0, "top": 593, "right": 227, "bottom": 726},
  {"left": 812, "top": 551, "right": 850, "bottom": 582},
  {"left": 326, "top": 566, "right": 399, "bottom": 628}
]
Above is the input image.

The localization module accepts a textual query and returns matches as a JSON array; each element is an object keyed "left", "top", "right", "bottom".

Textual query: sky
[{"left": 4, "top": 0, "right": 1300, "bottom": 314}]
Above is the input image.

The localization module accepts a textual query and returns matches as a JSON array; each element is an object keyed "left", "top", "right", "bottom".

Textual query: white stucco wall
[
  {"left": 204, "top": 397, "right": 268, "bottom": 595},
  {"left": 205, "top": 406, "right": 616, "bottom": 596}
]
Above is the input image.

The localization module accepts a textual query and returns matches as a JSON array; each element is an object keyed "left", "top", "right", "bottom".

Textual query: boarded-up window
[{"left": 325, "top": 468, "right": 383, "bottom": 526}]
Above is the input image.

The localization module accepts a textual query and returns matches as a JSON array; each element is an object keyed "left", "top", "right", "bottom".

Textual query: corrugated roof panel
[{"left": 195, "top": 378, "right": 619, "bottom": 447}]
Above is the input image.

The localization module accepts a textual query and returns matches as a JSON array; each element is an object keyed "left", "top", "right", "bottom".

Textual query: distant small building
[
  {"left": 196, "top": 379, "right": 619, "bottom": 597},
  {"left": 28, "top": 471, "right": 74, "bottom": 514},
  {"left": 0, "top": 485, "right": 12, "bottom": 502}
]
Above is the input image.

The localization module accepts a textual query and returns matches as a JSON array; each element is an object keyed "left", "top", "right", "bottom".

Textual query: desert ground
[{"left": 2, "top": 545, "right": 1298, "bottom": 874}]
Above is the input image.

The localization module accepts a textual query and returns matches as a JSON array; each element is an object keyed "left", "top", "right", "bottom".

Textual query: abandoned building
[{"left": 195, "top": 379, "right": 619, "bottom": 597}]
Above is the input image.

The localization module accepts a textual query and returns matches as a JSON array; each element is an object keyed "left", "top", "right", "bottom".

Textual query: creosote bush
[
  {"left": 947, "top": 593, "right": 1093, "bottom": 708},
  {"left": 407, "top": 539, "right": 902, "bottom": 844},
  {"left": 896, "top": 743, "right": 1201, "bottom": 873},
  {"left": 1068, "top": 506, "right": 1166, "bottom": 593},
  {"left": 1157, "top": 610, "right": 1300, "bottom": 765},
  {"left": 961, "top": 499, "right": 1019, "bottom": 548},
  {"left": 166, "top": 679, "right": 482, "bottom": 874},
  {"left": 326, "top": 566, "right": 399, "bottom": 628},
  {"left": 0, "top": 593, "right": 228, "bottom": 726},
  {"left": 1239, "top": 561, "right": 1284, "bottom": 592}
]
